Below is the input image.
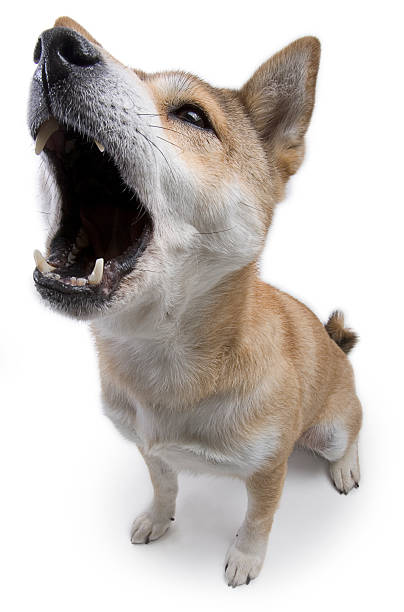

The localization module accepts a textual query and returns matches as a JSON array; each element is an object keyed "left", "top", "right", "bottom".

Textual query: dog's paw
[
  {"left": 130, "top": 510, "right": 174, "bottom": 544},
  {"left": 224, "top": 543, "right": 264, "bottom": 588},
  {"left": 330, "top": 440, "right": 360, "bottom": 495}
]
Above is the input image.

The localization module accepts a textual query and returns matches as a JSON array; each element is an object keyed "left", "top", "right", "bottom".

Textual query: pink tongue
[{"left": 45, "top": 130, "right": 65, "bottom": 153}]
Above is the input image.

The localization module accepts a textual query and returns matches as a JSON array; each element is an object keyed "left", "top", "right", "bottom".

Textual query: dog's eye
[{"left": 172, "top": 104, "right": 213, "bottom": 131}]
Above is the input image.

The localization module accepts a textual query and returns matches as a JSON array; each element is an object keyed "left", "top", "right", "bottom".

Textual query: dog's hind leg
[
  {"left": 298, "top": 388, "right": 362, "bottom": 494},
  {"left": 329, "top": 437, "right": 360, "bottom": 494},
  {"left": 131, "top": 452, "right": 178, "bottom": 544}
]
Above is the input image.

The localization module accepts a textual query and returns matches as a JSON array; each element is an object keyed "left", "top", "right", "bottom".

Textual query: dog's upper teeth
[
  {"left": 94, "top": 140, "right": 105, "bottom": 153},
  {"left": 33, "top": 249, "right": 57, "bottom": 274},
  {"left": 35, "top": 121, "right": 104, "bottom": 154},
  {"left": 35, "top": 118, "right": 60, "bottom": 155},
  {"left": 88, "top": 258, "right": 104, "bottom": 285}
]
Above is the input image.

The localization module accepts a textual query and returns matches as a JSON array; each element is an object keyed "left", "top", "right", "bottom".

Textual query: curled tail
[{"left": 325, "top": 310, "right": 358, "bottom": 354}]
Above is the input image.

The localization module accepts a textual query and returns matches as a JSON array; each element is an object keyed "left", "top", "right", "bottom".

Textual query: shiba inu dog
[{"left": 29, "top": 17, "right": 362, "bottom": 587}]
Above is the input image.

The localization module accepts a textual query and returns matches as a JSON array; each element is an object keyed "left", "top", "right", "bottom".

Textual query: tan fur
[
  {"left": 34, "top": 19, "right": 363, "bottom": 586},
  {"left": 54, "top": 17, "right": 101, "bottom": 47}
]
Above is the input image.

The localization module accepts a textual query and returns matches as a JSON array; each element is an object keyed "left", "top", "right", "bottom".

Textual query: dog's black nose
[{"left": 34, "top": 27, "right": 100, "bottom": 86}]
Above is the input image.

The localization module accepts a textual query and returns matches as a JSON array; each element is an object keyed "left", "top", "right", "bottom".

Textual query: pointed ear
[
  {"left": 239, "top": 37, "right": 320, "bottom": 181},
  {"left": 54, "top": 16, "right": 102, "bottom": 47}
]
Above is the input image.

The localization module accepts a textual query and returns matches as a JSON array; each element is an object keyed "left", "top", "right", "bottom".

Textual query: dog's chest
[{"left": 106, "top": 391, "right": 280, "bottom": 478}]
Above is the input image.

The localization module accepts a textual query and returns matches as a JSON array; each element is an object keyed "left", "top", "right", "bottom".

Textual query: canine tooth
[
  {"left": 94, "top": 140, "right": 105, "bottom": 153},
  {"left": 76, "top": 278, "right": 87, "bottom": 286},
  {"left": 35, "top": 118, "right": 60, "bottom": 155},
  {"left": 88, "top": 258, "right": 104, "bottom": 285},
  {"left": 33, "top": 249, "right": 56, "bottom": 274}
]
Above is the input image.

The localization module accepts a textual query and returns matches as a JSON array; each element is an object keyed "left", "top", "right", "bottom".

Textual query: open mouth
[{"left": 33, "top": 118, "right": 153, "bottom": 312}]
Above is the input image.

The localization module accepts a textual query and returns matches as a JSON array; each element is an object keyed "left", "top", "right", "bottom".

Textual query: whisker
[
  {"left": 147, "top": 124, "right": 186, "bottom": 137},
  {"left": 156, "top": 135, "right": 182, "bottom": 150},
  {"left": 134, "top": 205, "right": 147, "bottom": 223},
  {"left": 239, "top": 201, "right": 256, "bottom": 210},
  {"left": 136, "top": 113, "right": 166, "bottom": 117},
  {"left": 136, "top": 129, "right": 176, "bottom": 180},
  {"left": 195, "top": 227, "right": 234, "bottom": 235}
]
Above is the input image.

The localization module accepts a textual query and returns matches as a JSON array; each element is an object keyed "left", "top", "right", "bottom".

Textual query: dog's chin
[{"left": 32, "top": 119, "right": 154, "bottom": 320}]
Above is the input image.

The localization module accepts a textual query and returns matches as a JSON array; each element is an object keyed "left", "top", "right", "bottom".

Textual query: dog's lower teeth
[
  {"left": 34, "top": 248, "right": 102, "bottom": 287},
  {"left": 88, "top": 258, "right": 104, "bottom": 285},
  {"left": 33, "top": 249, "right": 57, "bottom": 274}
]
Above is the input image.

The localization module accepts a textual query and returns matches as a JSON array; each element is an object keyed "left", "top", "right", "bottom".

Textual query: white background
[{"left": 1, "top": 1, "right": 403, "bottom": 610}]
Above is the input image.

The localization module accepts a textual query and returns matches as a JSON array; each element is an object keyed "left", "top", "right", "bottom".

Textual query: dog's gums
[{"left": 32, "top": 118, "right": 153, "bottom": 314}]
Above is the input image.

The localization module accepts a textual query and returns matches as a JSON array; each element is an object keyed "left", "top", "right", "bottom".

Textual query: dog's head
[{"left": 29, "top": 17, "right": 320, "bottom": 322}]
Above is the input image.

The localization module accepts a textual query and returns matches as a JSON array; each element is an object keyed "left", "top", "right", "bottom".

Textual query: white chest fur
[{"left": 103, "top": 388, "right": 280, "bottom": 479}]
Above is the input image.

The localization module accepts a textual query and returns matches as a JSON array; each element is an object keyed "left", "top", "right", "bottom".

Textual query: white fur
[
  {"left": 298, "top": 420, "right": 349, "bottom": 462},
  {"left": 103, "top": 380, "right": 280, "bottom": 479},
  {"left": 329, "top": 439, "right": 360, "bottom": 493},
  {"left": 131, "top": 454, "right": 178, "bottom": 543}
]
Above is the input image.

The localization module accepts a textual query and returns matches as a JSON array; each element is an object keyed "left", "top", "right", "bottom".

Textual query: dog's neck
[
  {"left": 92, "top": 262, "right": 266, "bottom": 407},
  {"left": 94, "top": 258, "right": 256, "bottom": 341}
]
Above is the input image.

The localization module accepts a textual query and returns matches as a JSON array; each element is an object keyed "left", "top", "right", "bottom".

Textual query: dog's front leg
[
  {"left": 131, "top": 452, "right": 178, "bottom": 544},
  {"left": 225, "top": 461, "right": 287, "bottom": 587}
]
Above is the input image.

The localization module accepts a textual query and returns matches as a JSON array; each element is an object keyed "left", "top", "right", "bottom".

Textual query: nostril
[
  {"left": 58, "top": 37, "right": 99, "bottom": 67},
  {"left": 33, "top": 27, "right": 101, "bottom": 86},
  {"left": 33, "top": 38, "right": 42, "bottom": 64}
]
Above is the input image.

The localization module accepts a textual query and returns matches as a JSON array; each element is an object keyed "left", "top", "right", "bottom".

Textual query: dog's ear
[
  {"left": 239, "top": 37, "right": 320, "bottom": 181},
  {"left": 54, "top": 16, "right": 102, "bottom": 47}
]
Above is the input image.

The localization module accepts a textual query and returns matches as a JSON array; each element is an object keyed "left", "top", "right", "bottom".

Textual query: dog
[{"left": 29, "top": 17, "right": 362, "bottom": 587}]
